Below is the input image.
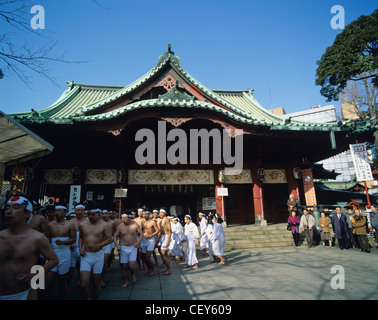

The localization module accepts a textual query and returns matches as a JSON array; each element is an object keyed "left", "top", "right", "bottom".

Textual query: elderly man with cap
[
  {"left": 0, "top": 194, "right": 58, "bottom": 300},
  {"left": 46, "top": 203, "right": 77, "bottom": 300}
]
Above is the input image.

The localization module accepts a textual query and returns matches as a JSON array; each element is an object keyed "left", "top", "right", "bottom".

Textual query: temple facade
[{"left": 6, "top": 47, "right": 372, "bottom": 224}]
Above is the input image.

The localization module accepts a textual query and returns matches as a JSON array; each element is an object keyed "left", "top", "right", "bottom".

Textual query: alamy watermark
[
  {"left": 330, "top": 265, "right": 345, "bottom": 290},
  {"left": 330, "top": 5, "right": 345, "bottom": 30},
  {"left": 135, "top": 121, "right": 244, "bottom": 175},
  {"left": 30, "top": 265, "right": 45, "bottom": 289},
  {"left": 30, "top": 5, "right": 45, "bottom": 30}
]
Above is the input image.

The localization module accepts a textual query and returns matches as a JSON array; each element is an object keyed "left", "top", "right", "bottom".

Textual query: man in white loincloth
[{"left": 114, "top": 213, "right": 143, "bottom": 287}]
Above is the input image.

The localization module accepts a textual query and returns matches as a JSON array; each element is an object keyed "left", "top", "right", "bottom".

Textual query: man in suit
[{"left": 331, "top": 206, "right": 350, "bottom": 250}]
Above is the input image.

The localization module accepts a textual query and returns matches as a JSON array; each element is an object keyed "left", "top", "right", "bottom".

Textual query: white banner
[
  {"left": 68, "top": 185, "right": 81, "bottom": 213},
  {"left": 349, "top": 143, "right": 373, "bottom": 181}
]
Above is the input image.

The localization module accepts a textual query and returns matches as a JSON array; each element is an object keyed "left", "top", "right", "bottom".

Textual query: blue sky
[{"left": 0, "top": 0, "right": 376, "bottom": 115}]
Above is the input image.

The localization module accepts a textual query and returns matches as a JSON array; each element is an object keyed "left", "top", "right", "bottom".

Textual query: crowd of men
[{"left": 0, "top": 194, "right": 226, "bottom": 300}]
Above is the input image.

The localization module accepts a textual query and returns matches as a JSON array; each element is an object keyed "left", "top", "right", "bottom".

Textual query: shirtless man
[
  {"left": 141, "top": 211, "right": 159, "bottom": 276},
  {"left": 0, "top": 195, "right": 58, "bottom": 300},
  {"left": 28, "top": 200, "right": 49, "bottom": 285},
  {"left": 152, "top": 209, "right": 162, "bottom": 265},
  {"left": 114, "top": 214, "right": 143, "bottom": 287},
  {"left": 158, "top": 208, "right": 172, "bottom": 275},
  {"left": 101, "top": 210, "right": 116, "bottom": 287},
  {"left": 109, "top": 211, "right": 121, "bottom": 265},
  {"left": 78, "top": 207, "right": 111, "bottom": 300},
  {"left": 29, "top": 201, "right": 48, "bottom": 235},
  {"left": 67, "top": 204, "right": 86, "bottom": 287},
  {"left": 134, "top": 208, "right": 146, "bottom": 271},
  {"left": 46, "top": 204, "right": 76, "bottom": 300}
]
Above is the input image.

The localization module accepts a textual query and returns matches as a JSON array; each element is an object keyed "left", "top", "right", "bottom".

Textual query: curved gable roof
[{"left": 8, "top": 48, "right": 351, "bottom": 132}]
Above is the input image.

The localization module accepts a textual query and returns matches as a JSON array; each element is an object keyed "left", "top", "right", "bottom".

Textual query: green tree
[{"left": 315, "top": 9, "right": 378, "bottom": 102}]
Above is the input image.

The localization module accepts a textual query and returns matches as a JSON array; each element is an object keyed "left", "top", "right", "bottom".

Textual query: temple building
[{"left": 5, "top": 47, "right": 373, "bottom": 224}]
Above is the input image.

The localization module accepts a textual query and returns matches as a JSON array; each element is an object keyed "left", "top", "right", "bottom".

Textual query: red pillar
[
  {"left": 286, "top": 166, "right": 300, "bottom": 200},
  {"left": 252, "top": 168, "right": 264, "bottom": 223},
  {"left": 214, "top": 169, "right": 225, "bottom": 222}
]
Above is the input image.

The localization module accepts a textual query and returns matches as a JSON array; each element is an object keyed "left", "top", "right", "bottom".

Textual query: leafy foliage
[{"left": 316, "top": 9, "right": 378, "bottom": 102}]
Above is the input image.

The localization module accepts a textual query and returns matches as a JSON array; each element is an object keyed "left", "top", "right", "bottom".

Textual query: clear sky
[{"left": 0, "top": 0, "right": 376, "bottom": 115}]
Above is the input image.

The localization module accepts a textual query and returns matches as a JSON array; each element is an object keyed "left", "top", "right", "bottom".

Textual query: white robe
[
  {"left": 183, "top": 222, "right": 199, "bottom": 266},
  {"left": 212, "top": 221, "right": 225, "bottom": 256},
  {"left": 199, "top": 217, "right": 209, "bottom": 250},
  {"left": 170, "top": 222, "right": 183, "bottom": 257},
  {"left": 206, "top": 223, "right": 214, "bottom": 261}
]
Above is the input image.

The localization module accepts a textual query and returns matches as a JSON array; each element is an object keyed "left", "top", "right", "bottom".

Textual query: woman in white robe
[
  {"left": 212, "top": 213, "right": 226, "bottom": 265},
  {"left": 170, "top": 217, "right": 184, "bottom": 261},
  {"left": 198, "top": 212, "right": 208, "bottom": 255},
  {"left": 182, "top": 215, "right": 199, "bottom": 269}
]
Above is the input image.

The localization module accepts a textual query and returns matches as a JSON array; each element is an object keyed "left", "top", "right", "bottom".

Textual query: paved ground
[{"left": 64, "top": 243, "right": 378, "bottom": 300}]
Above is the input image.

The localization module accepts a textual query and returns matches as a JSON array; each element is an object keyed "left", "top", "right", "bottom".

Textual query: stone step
[
  {"left": 225, "top": 233, "right": 293, "bottom": 240},
  {"left": 224, "top": 226, "right": 288, "bottom": 234},
  {"left": 225, "top": 241, "right": 295, "bottom": 250},
  {"left": 222, "top": 223, "right": 297, "bottom": 249},
  {"left": 225, "top": 238, "right": 294, "bottom": 245}
]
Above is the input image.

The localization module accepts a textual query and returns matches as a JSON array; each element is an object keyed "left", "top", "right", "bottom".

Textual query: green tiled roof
[{"left": 7, "top": 49, "right": 359, "bottom": 132}]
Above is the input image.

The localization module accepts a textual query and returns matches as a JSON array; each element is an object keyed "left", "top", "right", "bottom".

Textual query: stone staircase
[{"left": 224, "top": 223, "right": 296, "bottom": 250}]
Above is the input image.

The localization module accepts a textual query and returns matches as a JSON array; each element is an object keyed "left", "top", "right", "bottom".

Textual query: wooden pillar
[
  {"left": 301, "top": 168, "right": 317, "bottom": 206},
  {"left": 251, "top": 168, "right": 264, "bottom": 223}
]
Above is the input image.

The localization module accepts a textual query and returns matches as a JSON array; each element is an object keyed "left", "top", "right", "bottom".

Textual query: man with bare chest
[
  {"left": 114, "top": 214, "right": 143, "bottom": 287},
  {"left": 141, "top": 211, "right": 159, "bottom": 276},
  {"left": 152, "top": 209, "right": 162, "bottom": 265},
  {"left": 101, "top": 210, "right": 116, "bottom": 287},
  {"left": 78, "top": 207, "right": 111, "bottom": 300},
  {"left": 158, "top": 208, "right": 172, "bottom": 275},
  {"left": 28, "top": 201, "right": 48, "bottom": 235},
  {"left": 134, "top": 208, "right": 146, "bottom": 270},
  {"left": 67, "top": 204, "right": 86, "bottom": 287},
  {"left": 0, "top": 195, "right": 58, "bottom": 300},
  {"left": 46, "top": 204, "right": 76, "bottom": 300}
]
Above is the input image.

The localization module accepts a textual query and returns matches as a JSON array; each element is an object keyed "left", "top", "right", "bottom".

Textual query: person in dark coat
[{"left": 331, "top": 206, "right": 350, "bottom": 250}]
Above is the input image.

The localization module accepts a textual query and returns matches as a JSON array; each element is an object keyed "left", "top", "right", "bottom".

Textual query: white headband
[
  {"left": 55, "top": 205, "right": 67, "bottom": 210},
  {"left": 160, "top": 209, "right": 166, "bottom": 214},
  {"left": 88, "top": 208, "right": 101, "bottom": 213},
  {"left": 185, "top": 214, "right": 192, "bottom": 219},
  {"left": 7, "top": 196, "right": 33, "bottom": 212},
  {"left": 75, "top": 204, "right": 86, "bottom": 210}
]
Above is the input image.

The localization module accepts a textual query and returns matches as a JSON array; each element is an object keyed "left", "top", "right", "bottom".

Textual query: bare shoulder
[
  {"left": 99, "top": 219, "right": 108, "bottom": 227},
  {"left": 0, "top": 228, "right": 9, "bottom": 239},
  {"left": 27, "top": 228, "right": 49, "bottom": 244}
]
